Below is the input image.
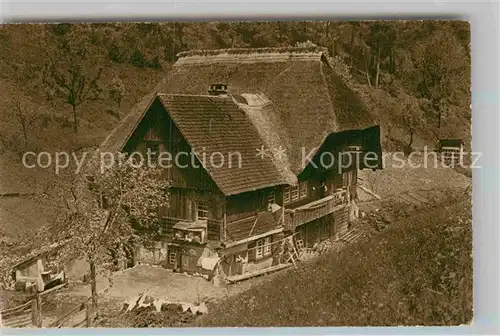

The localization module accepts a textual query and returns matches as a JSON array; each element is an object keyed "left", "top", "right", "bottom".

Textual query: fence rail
[
  {"left": 286, "top": 189, "right": 350, "bottom": 229},
  {"left": 0, "top": 298, "right": 35, "bottom": 328},
  {"left": 48, "top": 298, "right": 94, "bottom": 328},
  {"left": 0, "top": 282, "right": 88, "bottom": 328}
]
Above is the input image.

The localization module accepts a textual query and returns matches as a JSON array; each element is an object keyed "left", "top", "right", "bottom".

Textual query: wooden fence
[
  {"left": 0, "top": 283, "right": 95, "bottom": 328},
  {"left": 0, "top": 300, "right": 36, "bottom": 328},
  {"left": 48, "top": 298, "right": 95, "bottom": 328}
]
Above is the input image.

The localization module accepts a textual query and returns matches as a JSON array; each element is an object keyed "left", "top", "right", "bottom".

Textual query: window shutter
[
  {"left": 248, "top": 242, "right": 256, "bottom": 262},
  {"left": 185, "top": 198, "right": 192, "bottom": 220}
]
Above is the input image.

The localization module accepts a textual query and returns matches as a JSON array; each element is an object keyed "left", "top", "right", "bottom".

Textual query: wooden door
[{"left": 169, "top": 246, "right": 181, "bottom": 271}]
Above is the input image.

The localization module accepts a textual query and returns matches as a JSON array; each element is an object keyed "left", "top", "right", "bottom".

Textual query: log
[
  {"left": 73, "top": 319, "right": 87, "bottom": 328},
  {"left": 2, "top": 306, "right": 31, "bottom": 319},
  {"left": 359, "top": 186, "right": 381, "bottom": 200},
  {"left": 38, "top": 283, "right": 67, "bottom": 297},
  {"left": 48, "top": 300, "right": 87, "bottom": 328},
  {"left": 0, "top": 300, "right": 32, "bottom": 315},
  {"left": 226, "top": 263, "right": 292, "bottom": 283},
  {"left": 3, "top": 320, "right": 32, "bottom": 328},
  {"left": 2, "top": 314, "right": 32, "bottom": 327}
]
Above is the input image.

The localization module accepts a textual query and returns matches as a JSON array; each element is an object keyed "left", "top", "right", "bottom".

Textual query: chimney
[{"left": 208, "top": 84, "right": 228, "bottom": 96}]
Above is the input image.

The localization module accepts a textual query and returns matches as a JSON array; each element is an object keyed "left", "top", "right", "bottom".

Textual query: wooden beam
[
  {"left": 38, "top": 283, "right": 67, "bottom": 297},
  {"left": 226, "top": 263, "right": 292, "bottom": 283},
  {"left": 359, "top": 186, "right": 381, "bottom": 200},
  {"left": 224, "top": 228, "right": 284, "bottom": 248}
]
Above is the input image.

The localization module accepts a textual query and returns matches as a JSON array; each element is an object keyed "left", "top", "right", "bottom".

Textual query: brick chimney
[{"left": 208, "top": 84, "right": 228, "bottom": 96}]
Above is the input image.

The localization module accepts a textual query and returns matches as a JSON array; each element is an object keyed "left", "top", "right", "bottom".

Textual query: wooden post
[
  {"left": 36, "top": 293, "right": 42, "bottom": 327},
  {"left": 31, "top": 298, "right": 37, "bottom": 326},
  {"left": 31, "top": 293, "right": 42, "bottom": 327},
  {"left": 85, "top": 302, "right": 93, "bottom": 327}
]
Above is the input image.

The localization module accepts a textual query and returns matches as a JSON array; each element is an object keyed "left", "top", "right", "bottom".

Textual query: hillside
[
  {"left": 0, "top": 22, "right": 471, "bottom": 158},
  {"left": 195, "top": 192, "right": 472, "bottom": 326},
  {"left": 0, "top": 22, "right": 471, "bottom": 259}
]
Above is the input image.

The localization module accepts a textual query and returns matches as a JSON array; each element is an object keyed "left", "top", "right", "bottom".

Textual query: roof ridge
[
  {"left": 176, "top": 46, "right": 328, "bottom": 58},
  {"left": 157, "top": 93, "right": 230, "bottom": 98}
]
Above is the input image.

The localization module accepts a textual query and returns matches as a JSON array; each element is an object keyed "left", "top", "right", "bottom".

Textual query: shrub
[{"left": 197, "top": 194, "right": 472, "bottom": 327}]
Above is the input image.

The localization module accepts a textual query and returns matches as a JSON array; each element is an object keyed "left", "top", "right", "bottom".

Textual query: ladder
[{"left": 284, "top": 237, "right": 300, "bottom": 267}]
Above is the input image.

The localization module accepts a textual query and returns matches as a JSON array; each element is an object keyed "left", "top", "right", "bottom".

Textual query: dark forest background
[{"left": 0, "top": 21, "right": 470, "bottom": 156}]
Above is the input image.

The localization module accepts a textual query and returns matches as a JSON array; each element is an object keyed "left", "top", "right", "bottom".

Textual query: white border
[{"left": 0, "top": 1, "right": 499, "bottom": 335}]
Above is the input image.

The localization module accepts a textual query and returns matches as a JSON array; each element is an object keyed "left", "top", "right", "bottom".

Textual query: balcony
[
  {"left": 172, "top": 219, "right": 208, "bottom": 244},
  {"left": 285, "top": 188, "right": 349, "bottom": 229}
]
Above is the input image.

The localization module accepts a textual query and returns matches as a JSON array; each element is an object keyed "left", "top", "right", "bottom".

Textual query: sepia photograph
[{"left": 0, "top": 21, "right": 473, "bottom": 328}]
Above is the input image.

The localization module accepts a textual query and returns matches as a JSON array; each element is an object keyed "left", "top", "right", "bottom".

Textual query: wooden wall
[{"left": 122, "top": 99, "right": 220, "bottom": 192}]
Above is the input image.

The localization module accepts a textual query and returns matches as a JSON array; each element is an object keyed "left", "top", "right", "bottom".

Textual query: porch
[{"left": 285, "top": 187, "right": 350, "bottom": 230}]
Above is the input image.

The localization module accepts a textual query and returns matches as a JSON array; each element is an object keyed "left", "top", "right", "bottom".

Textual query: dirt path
[{"left": 357, "top": 153, "right": 471, "bottom": 213}]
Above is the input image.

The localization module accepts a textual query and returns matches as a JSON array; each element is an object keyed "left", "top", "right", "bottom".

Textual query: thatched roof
[{"left": 101, "top": 47, "right": 377, "bottom": 193}]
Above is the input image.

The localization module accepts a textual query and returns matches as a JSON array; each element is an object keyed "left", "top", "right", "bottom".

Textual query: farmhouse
[
  {"left": 437, "top": 139, "right": 465, "bottom": 167},
  {"left": 100, "top": 47, "right": 383, "bottom": 281}
]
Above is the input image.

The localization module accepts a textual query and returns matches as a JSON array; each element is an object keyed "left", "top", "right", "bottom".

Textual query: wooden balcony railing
[
  {"left": 285, "top": 188, "right": 349, "bottom": 229},
  {"left": 161, "top": 217, "right": 223, "bottom": 243}
]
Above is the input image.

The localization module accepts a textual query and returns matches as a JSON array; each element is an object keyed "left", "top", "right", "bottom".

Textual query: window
[
  {"left": 284, "top": 182, "right": 308, "bottom": 204},
  {"left": 169, "top": 250, "right": 177, "bottom": 264},
  {"left": 146, "top": 142, "right": 160, "bottom": 165},
  {"left": 264, "top": 237, "right": 272, "bottom": 255},
  {"left": 299, "top": 181, "right": 308, "bottom": 198},
  {"left": 197, "top": 202, "right": 209, "bottom": 220},
  {"left": 347, "top": 145, "right": 362, "bottom": 152},
  {"left": 291, "top": 186, "right": 299, "bottom": 201},
  {"left": 283, "top": 187, "right": 291, "bottom": 204},
  {"left": 256, "top": 236, "right": 272, "bottom": 259},
  {"left": 267, "top": 191, "right": 275, "bottom": 210}
]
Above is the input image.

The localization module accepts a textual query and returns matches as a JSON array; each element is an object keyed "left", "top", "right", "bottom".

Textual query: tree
[
  {"left": 1, "top": 83, "right": 40, "bottom": 152},
  {"left": 411, "top": 25, "right": 469, "bottom": 134},
  {"left": 181, "top": 22, "right": 220, "bottom": 50},
  {"left": 37, "top": 152, "right": 169, "bottom": 311},
  {"left": 13, "top": 100, "right": 39, "bottom": 150},
  {"left": 43, "top": 25, "right": 104, "bottom": 134},
  {"left": 108, "top": 76, "right": 126, "bottom": 108},
  {"left": 362, "top": 22, "right": 398, "bottom": 89},
  {"left": 401, "top": 101, "right": 425, "bottom": 152}
]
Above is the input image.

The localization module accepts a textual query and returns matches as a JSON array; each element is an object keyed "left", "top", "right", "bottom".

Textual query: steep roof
[
  {"left": 156, "top": 94, "right": 288, "bottom": 195},
  {"left": 101, "top": 47, "right": 377, "bottom": 192}
]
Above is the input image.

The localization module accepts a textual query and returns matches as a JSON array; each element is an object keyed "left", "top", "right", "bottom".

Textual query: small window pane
[
  {"left": 147, "top": 142, "right": 160, "bottom": 164},
  {"left": 284, "top": 187, "right": 291, "bottom": 204},
  {"left": 268, "top": 191, "right": 275, "bottom": 204},
  {"left": 169, "top": 251, "right": 177, "bottom": 264},
  {"left": 299, "top": 181, "right": 308, "bottom": 198},
  {"left": 291, "top": 186, "right": 299, "bottom": 201},
  {"left": 197, "top": 202, "right": 209, "bottom": 220},
  {"left": 267, "top": 191, "right": 275, "bottom": 210},
  {"left": 264, "top": 237, "right": 272, "bottom": 255}
]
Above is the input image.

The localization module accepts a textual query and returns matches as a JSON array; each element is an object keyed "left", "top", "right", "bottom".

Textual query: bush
[{"left": 197, "top": 195, "right": 472, "bottom": 327}]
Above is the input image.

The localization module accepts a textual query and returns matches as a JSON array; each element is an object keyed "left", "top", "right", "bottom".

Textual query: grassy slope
[
  {"left": 0, "top": 65, "right": 165, "bottom": 239},
  {"left": 197, "top": 194, "right": 472, "bottom": 327}
]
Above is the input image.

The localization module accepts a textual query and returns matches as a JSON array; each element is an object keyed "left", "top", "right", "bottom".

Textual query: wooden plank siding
[
  {"left": 207, "top": 219, "right": 222, "bottom": 241},
  {"left": 225, "top": 188, "right": 273, "bottom": 223},
  {"left": 0, "top": 300, "right": 33, "bottom": 328},
  {"left": 287, "top": 188, "right": 349, "bottom": 229},
  {"left": 333, "top": 206, "right": 350, "bottom": 239},
  {"left": 122, "top": 99, "right": 220, "bottom": 192}
]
